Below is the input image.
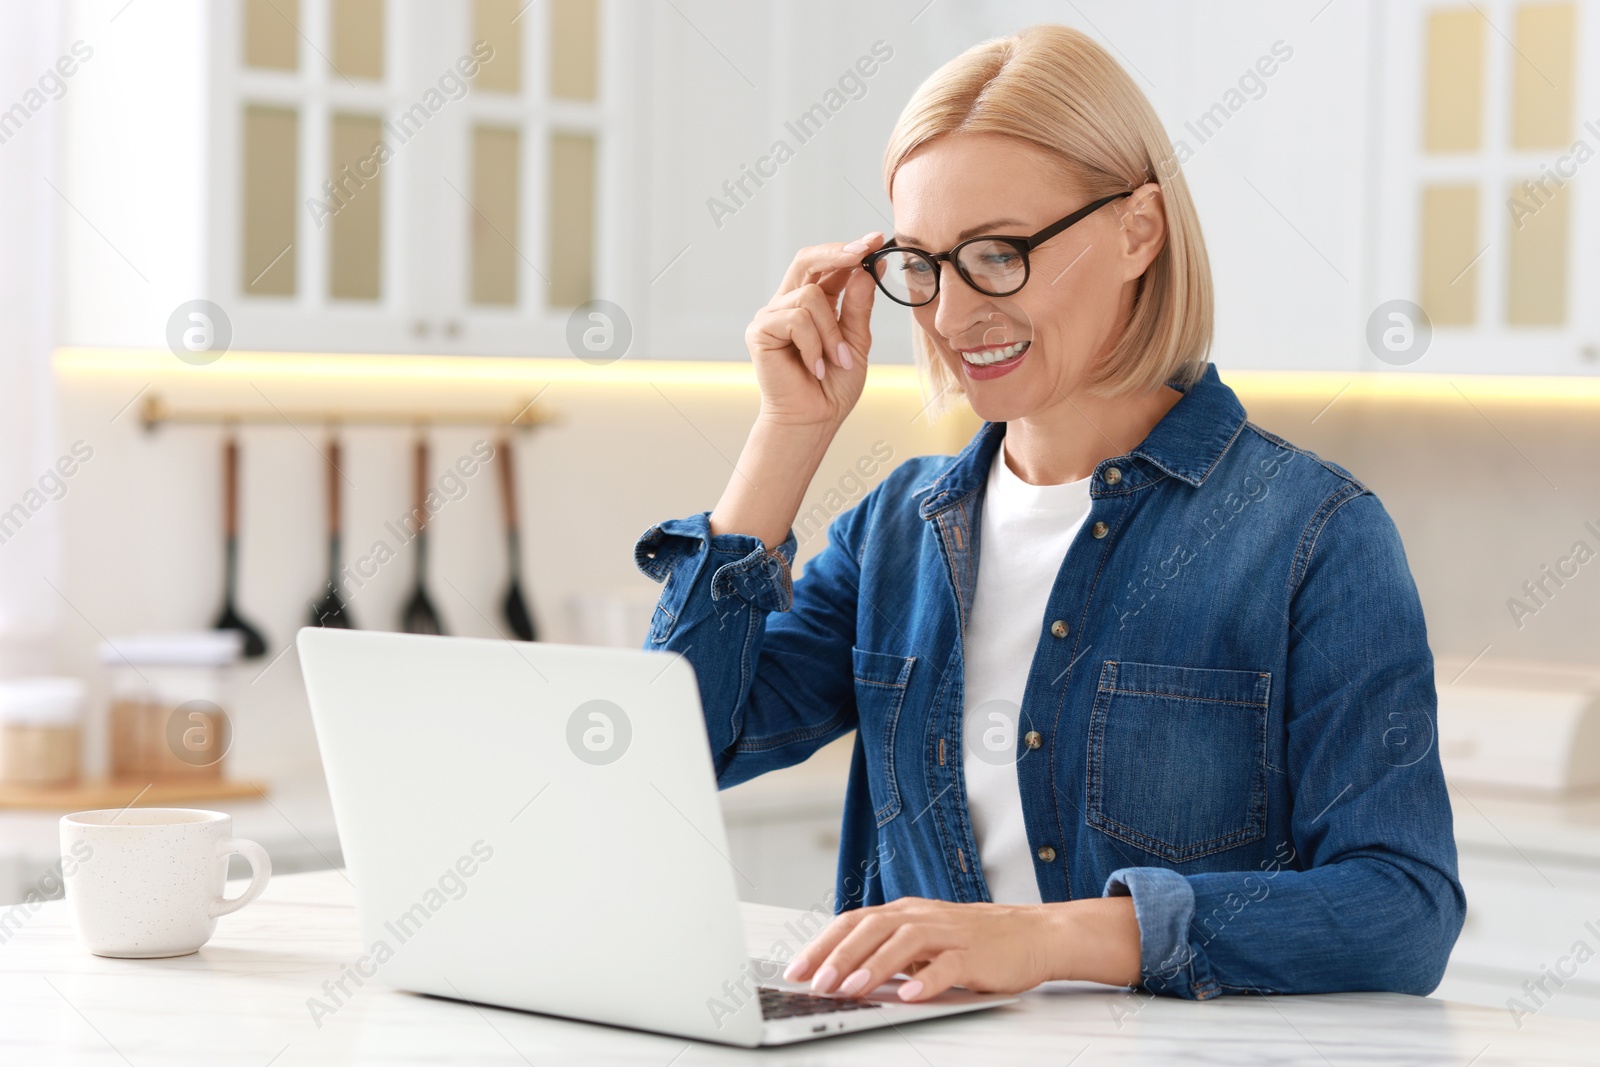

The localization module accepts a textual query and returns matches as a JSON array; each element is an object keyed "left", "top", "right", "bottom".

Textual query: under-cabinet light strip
[{"left": 51, "top": 348, "right": 1600, "bottom": 403}]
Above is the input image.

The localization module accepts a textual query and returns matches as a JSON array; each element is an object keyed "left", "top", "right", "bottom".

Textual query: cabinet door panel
[{"left": 216, "top": 0, "right": 420, "bottom": 352}]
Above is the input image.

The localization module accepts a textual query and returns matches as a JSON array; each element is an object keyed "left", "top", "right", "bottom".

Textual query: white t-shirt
[{"left": 962, "top": 439, "right": 1093, "bottom": 905}]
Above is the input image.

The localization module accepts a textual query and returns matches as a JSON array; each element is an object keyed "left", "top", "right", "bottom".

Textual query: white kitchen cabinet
[
  {"left": 61, "top": 0, "right": 645, "bottom": 357},
  {"left": 1368, "top": 0, "right": 1600, "bottom": 376},
  {"left": 58, "top": 0, "right": 927, "bottom": 361},
  {"left": 206, "top": 0, "right": 639, "bottom": 356},
  {"left": 54, "top": 0, "right": 957, "bottom": 363},
  {"left": 59, "top": 0, "right": 1600, "bottom": 372}
]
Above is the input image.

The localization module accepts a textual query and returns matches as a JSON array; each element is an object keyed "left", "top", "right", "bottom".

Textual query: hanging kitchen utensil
[
  {"left": 496, "top": 436, "right": 536, "bottom": 641},
  {"left": 309, "top": 437, "right": 355, "bottom": 629},
  {"left": 212, "top": 435, "right": 268, "bottom": 658},
  {"left": 400, "top": 436, "right": 446, "bottom": 635}
]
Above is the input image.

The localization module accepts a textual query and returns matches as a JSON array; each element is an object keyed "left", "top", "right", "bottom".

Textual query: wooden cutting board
[{"left": 0, "top": 779, "right": 267, "bottom": 811}]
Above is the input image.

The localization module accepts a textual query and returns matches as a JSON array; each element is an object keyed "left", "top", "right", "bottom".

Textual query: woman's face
[{"left": 889, "top": 132, "right": 1165, "bottom": 423}]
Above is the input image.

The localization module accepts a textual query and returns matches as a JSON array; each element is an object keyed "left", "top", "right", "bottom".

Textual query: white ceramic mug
[{"left": 59, "top": 807, "right": 272, "bottom": 958}]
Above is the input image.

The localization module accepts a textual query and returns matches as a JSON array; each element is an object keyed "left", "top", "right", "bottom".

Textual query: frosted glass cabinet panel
[
  {"left": 240, "top": 105, "right": 299, "bottom": 297},
  {"left": 1509, "top": 3, "right": 1575, "bottom": 151},
  {"left": 243, "top": 0, "right": 300, "bottom": 71},
  {"left": 472, "top": 0, "right": 523, "bottom": 93},
  {"left": 1423, "top": 8, "right": 1484, "bottom": 153},
  {"left": 547, "top": 131, "right": 596, "bottom": 309},
  {"left": 331, "top": 0, "right": 386, "bottom": 80},
  {"left": 550, "top": 0, "right": 599, "bottom": 100},
  {"left": 470, "top": 125, "right": 521, "bottom": 307},
  {"left": 328, "top": 113, "right": 386, "bottom": 301},
  {"left": 1419, "top": 184, "right": 1479, "bottom": 328}
]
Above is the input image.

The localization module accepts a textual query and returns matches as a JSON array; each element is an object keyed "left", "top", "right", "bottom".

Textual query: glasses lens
[
  {"left": 871, "top": 249, "right": 938, "bottom": 306},
  {"left": 954, "top": 240, "right": 1027, "bottom": 296}
]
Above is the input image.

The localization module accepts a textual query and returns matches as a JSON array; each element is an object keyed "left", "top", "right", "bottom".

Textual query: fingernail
[
  {"left": 865, "top": 231, "right": 883, "bottom": 243},
  {"left": 898, "top": 979, "right": 924, "bottom": 1001},
  {"left": 838, "top": 342, "right": 853, "bottom": 370},
  {"left": 843, "top": 240, "right": 867, "bottom": 254},
  {"left": 811, "top": 964, "right": 838, "bottom": 994},
  {"left": 783, "top": 958, "right": 807, "bottom": 981},
  {"left": 838, "top": 968, "right": 871, "bottom": 996},
  {"left": 814, "top": 358, "right": 826, "bottom": 379}
]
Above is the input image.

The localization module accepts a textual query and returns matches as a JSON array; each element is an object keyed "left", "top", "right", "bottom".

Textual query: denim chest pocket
[
  {"left": 1086, "top": 660, "right": 1271, "bottom": 863},
  {"left": 852, "top": 647, "right": 916, "bottom": 828}
]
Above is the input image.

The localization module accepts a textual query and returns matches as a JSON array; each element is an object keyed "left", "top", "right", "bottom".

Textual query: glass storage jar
[
  {"left": 0, "top": 678, "right": 86, "bottom": 787},
  {"left": 99, "top": 631, "right": 241, "bottom": 782}
]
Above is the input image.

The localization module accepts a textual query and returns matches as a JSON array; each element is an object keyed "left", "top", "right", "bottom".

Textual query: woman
[{"left": 633, "top": 24, "right": 1463, "bottom": 1003}]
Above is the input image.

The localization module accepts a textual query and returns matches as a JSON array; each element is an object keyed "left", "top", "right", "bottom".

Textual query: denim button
[
  {"left": 1104, "top": 466, "right": 1122, "bottom": 485},
  {"left": 1036, "top": 846, "right": 1056, "bottom": 863},
  {"left": 1024, "top": 731, "right": 1043, "bottom": 750},
  {"left": 1050, "top": 619, "right": 1068, "bottom": 638},
  {"left": 1091, "top": 521, "right": 1109, "bottom": 539}
]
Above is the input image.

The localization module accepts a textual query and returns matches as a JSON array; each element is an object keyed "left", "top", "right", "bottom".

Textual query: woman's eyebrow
[{"left": 892, "top": 218, "right": 1028, "bottom": 247}]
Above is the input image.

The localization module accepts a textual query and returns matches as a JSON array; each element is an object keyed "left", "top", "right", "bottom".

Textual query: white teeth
[{"left": 960, "top": 340, "right": 1030, "bottom": 366}]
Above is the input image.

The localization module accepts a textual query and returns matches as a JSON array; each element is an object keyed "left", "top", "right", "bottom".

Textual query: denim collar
[{"left": 915, "top": 362, "right": 1246, "bottom": 519}]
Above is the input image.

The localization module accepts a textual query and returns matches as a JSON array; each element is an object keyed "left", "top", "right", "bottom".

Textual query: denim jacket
[{"left": 633, "top": 363, "right": 1465, "bottom": 1000}]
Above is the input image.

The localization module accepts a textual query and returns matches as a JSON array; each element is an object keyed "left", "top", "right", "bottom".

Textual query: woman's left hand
[{"left": 780, "top": 895, "right": 1140, "bottom": 1002}]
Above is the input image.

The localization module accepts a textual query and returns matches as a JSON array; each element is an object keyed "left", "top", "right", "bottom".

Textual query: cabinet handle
[
  {"left": 413, "top": 319, "right": 431, "bottom": 338},
  {"left": 444, "top": 320, "right": 462, "bottom": 339}
]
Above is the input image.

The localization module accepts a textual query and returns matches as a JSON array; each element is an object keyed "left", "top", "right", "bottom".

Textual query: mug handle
[{"left": 210, "top": 836, "right": 273, "bottom": 918}]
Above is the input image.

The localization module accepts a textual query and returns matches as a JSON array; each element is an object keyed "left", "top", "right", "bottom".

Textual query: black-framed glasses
[{"left": 860, "top": 191, "right": 1134, "bottom": 307}]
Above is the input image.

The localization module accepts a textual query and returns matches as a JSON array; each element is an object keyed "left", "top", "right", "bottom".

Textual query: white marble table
[{"left": 3, "top": 869, "right": 1598, "bottom": 1065}]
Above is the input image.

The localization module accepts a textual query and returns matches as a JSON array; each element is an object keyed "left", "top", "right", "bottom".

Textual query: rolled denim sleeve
[
  {"left": 634, "top": 512, "right": 798, "bottom": 618},
  {"left": 1102, "top": 867, "right": 1217, "bottom": 998},
  {"left": 633, "top": 506, "right": 866, "bottom": 788}
]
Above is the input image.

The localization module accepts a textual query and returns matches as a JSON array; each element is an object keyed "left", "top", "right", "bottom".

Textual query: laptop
[{"left": 296, "top": 627, "right": 1017, "bottom": 1046}]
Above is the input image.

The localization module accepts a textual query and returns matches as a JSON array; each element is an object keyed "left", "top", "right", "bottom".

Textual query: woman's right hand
[{"left": 744, "top": 232, "right": 885, "bottom": 429}]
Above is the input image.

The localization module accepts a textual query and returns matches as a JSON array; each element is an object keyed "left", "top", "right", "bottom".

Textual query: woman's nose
[{"left": 931, "top": 261, "right": 999, "bottom": 343}]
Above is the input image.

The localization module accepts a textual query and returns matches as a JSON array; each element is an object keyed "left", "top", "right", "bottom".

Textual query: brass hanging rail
[{"left": 139, "top": 394, "right": 558, "bottom": 434}]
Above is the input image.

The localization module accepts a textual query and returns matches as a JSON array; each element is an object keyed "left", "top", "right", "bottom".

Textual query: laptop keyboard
[{"left": 758, "top": 986, "right": 876, "bottom": 1019}]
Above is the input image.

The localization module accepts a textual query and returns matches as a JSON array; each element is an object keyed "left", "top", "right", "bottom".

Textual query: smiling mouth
[{"left": 958, "top": 339, "right": 1030, "bottom": 367}]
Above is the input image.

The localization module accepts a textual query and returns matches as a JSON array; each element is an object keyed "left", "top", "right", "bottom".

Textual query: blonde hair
[{"left": 882, "top": 24, "right": 1213, "bottom": 415}]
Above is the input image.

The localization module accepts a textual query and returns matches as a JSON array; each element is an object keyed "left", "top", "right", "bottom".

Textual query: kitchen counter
[
  {"left": 5, "top": 869, "right": 1600, "bottom": 1065},
  {"left": 0, "top": 775, "right": 346, "bottom": 905},
  {"left": 0, "top": 753, "right": 854, "bottom": 906}
]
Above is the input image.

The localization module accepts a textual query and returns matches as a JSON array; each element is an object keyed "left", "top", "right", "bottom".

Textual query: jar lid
[
  {"left": 99, "top": 630, "right": 244, "bottom": 667},
  {"left": 0, "top": 677, "right": 86, "bottom": 725}
]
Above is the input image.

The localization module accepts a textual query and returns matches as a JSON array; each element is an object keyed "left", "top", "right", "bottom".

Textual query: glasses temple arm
[{"left": 1024, "top": 190, "right": 1136, "bottom": 250}]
